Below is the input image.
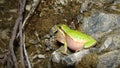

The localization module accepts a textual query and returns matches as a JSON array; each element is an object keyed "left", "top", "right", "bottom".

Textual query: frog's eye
[
  {"left": 57, "top": 25, "right": 65, "bottom": 32},
  {"left": 57, "top": 25, "right": 62, "bottom": 30},
  {"left": 58, "top": 25, "right": 61, "bottom": 29}
]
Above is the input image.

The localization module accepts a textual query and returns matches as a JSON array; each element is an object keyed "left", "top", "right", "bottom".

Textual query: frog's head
[
  {"left": 56, "top": 24, "right": 71, "bottom": 44},
  {"left": 56, "top": 24, "right": 70, "bottom": 33},
  {"left": 55, "top": 24, "right": 66, "bottom": 44}
]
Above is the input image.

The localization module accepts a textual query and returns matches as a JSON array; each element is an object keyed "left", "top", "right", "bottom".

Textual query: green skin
[{"left": 56, "top": 24, "right": 97, "bottom": 54}]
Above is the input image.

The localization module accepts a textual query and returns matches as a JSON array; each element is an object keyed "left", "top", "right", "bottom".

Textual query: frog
[{"left": 56, "top": 24, "right": 97, "bottom": 54}]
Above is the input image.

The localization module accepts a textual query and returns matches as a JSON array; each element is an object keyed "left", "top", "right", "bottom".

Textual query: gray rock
[
  {"left": 80, "top": 0, "right": 92, "bottom": 13},
  {"left": 97, "top": 28, "right": 120, "bottom": 67},
  {"left": 51, "top": 48, "right": 90, "bottom": 66},
  {"left": 99, "top": 28, "right": 120, "bottom": 52},
  {"left": 51, "top": 51, "right": 62, "bottom": 63},
  {"left": 97, "top": 50, "right": 120, "bottom": 68},
  {"left": 61, "top": 49, "right": 90, "bottom": 66},
  {"left": 49, "top": 25, "right": 57, "bottom": 36},
  {"left": 45, "top": 36, "right": 56, "bottom": 51},
  {"left": 82, "top": 12, "right": 120, "bottom": 39}
]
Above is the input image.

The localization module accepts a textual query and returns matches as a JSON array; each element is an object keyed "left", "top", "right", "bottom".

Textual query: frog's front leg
[{"left": 61, "top": 42, "right": 68, "bottom": 55}]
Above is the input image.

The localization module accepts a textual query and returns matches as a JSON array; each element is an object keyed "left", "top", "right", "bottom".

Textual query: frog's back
[
  {"left": 68, "top": 30, "right": 93, "bottom": 41},
  {"left": 61, "top": 25, "right": 95, "bottom": 41}
]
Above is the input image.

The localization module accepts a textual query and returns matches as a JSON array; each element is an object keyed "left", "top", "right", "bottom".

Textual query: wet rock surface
[
  {"left": 0, "top": 0, "right": 120, "bottom": 68},
  {"left": 82, "top": 12, "right": 120, "bottom": 39},
  {"left": 97, "top": 50, "right": 120, "bottom": 68},
  {"left": 51, "top": 48, "right": 90, "bottom": 65}
]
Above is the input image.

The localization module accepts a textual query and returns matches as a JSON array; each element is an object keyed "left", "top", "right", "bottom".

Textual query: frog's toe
[{"left": 61, "top": 50, "right": 68, "bottom": 55}]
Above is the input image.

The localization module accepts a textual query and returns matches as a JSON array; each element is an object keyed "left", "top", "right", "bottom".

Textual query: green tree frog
[{"left": 56, "top": 24, "right": 96, "bottom": 54}]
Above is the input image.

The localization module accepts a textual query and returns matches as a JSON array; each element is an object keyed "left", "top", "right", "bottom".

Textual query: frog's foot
[
  {"left": 61, "top": 50, "right": 68, "bottom": 55},
  {"left": 61, "top": 45, "right": 68, "bottom": 55}
]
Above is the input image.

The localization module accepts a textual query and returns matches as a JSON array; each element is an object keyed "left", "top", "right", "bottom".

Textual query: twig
[
  {"left": 17, "top": 0, "right": 40, "bottom": 37},
  {"left": 23, "top": 34, "right": 31, "bottom": 68},
  {"left": 22, "top": 1, "right": 40, "bottom": 68},
  {"left": 17, "top": 0, "right": 40, "bottom": 68},
  {"left": 19, "top": 21, "right": 25, "bottom": 68},
  {"left": 3, "top": 0, "right": 26, "bottom": 68},
  {"left": 18, "top": 0, "right": 40, "bottom": 68},
  {"left": 3, "top": 0, "right": 40, "bottom": 68},
  {"left": 22, "top": 0, "right": 40, "bottom": 28},
  {"left": 19, "top": 0, "right": 26, "bottom": 68},
  {"left": 6, "top": 12, "right": 19, "bottom": 68}
]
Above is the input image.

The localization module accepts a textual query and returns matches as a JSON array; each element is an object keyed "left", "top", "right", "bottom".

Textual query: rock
[
  {"left": 61, "top": 49, "right": 90, "bottom": 66},
  {"left": 0, "top": 0, "right": 4, "bottom": 4},
  {"left": 26, "top": 5, "right": 31, "bottom": 11},
  {"left": 49, "top": 25, "right": 57, "bottom": 36},
  {"left": 45, "top": 36, "right": 56, "bottom": 51},
  {"left": 80, "top": 0, "right": 91, "bottom": 13},
  {"left": 55, "top": 0, "right": 68, "bottom": 5},
  {"left": 51, "top": 48, "right": 90, "bottom": 67},
  {"left": 28, "top": 39, "right": 39, "bottom": 44},
  {"left": 81, "top": 12, "right": 120, "bottom": 39},
  {"left": 37, "top": 54, "right": 45, "bottom": 59},
  {"left": 51, "top": 51, "right": 62, "bottom": 63},
  {"left": 44, "top": 25, "right": 57, "bottom": 51},
  {"left": 97, "top": 50, "right": 120, "bottom": 68},
  {"left": 99, "top": 28, "right": 120, "bottom": 52}
]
